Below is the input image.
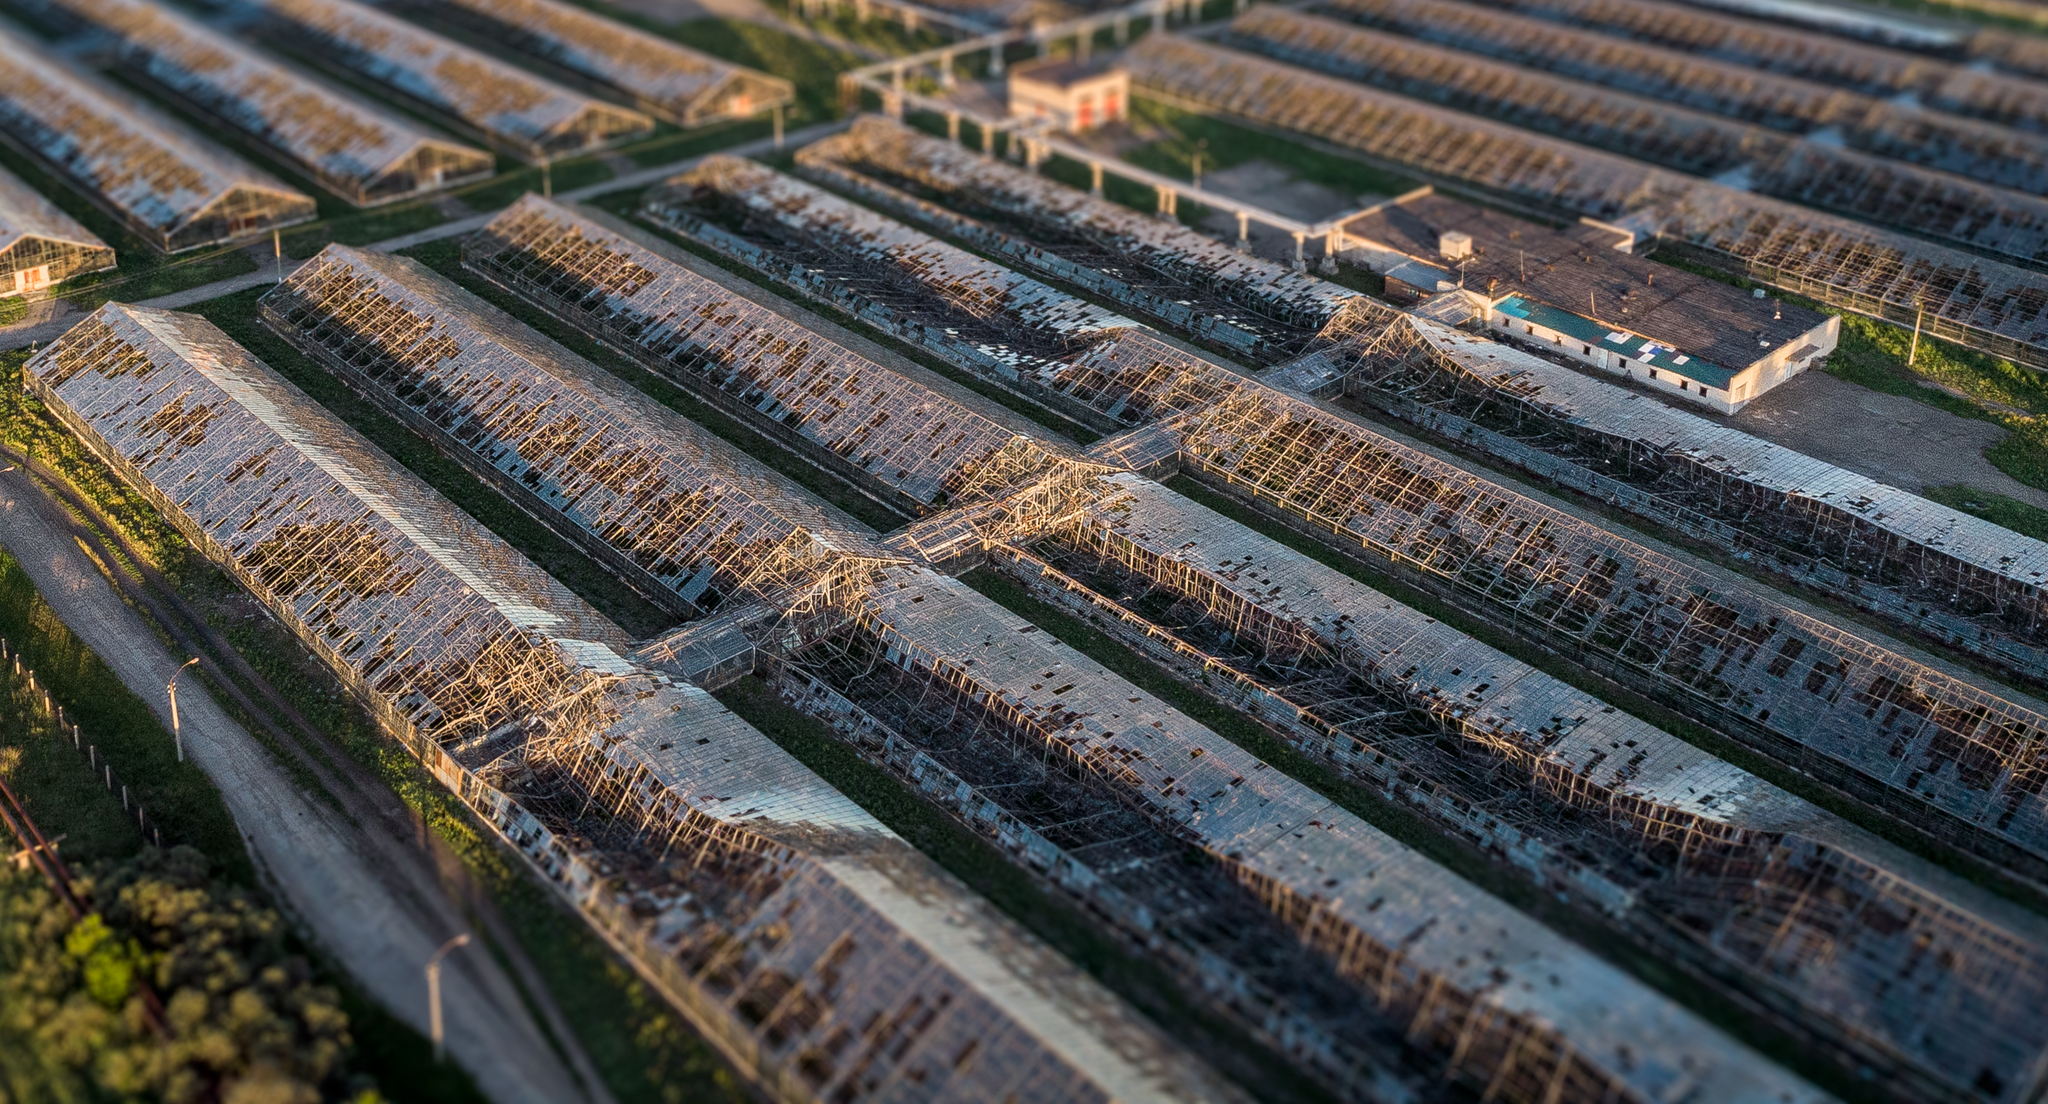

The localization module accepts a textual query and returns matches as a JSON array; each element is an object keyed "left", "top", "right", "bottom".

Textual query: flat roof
[{"left": 1343, "top": 193, "right": 1826, "bottom": 374}]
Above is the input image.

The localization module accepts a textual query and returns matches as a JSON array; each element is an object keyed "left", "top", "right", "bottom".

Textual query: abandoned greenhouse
[
  {"left": 44, "top": 0, "right": 493, "bottom": 206},
  {"left": 253, "top": 0, "right": 653, "bottom": 162},
  {"left": 23, "top": 301, "right": 1240, "bottom": 1104},
  {"left": 401, "top": 0, "right": 794, "bottom": 127},
  {"left": 0, "top": 163, "right": 112, "bottom": 295},
  {"left": 0, "top": 22, "right": 314, "bottom": 252}
]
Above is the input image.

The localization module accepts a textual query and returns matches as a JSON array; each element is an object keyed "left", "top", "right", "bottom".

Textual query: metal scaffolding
[
  {"left": 44, "top": 0, "right": 493, "bottom": 207},
  {"left": 1120, "top": 33, "right": 2048, "bottom": 370},
  {"left": 0, "top": 21, "right": 314, "bottom": 253},
  {"left": 1222, "top": 7, "right": 2048, "bottom": 257},
  {"left": 252, "top": 0, "right": 653, "bottom": 163},
  {"left": 1323, "top": 304, "right": 2048, "bottom": 684},
  {"left": 1005, "top": 315, "right": 2048, "bottom": 880},
  {"left": 1311, "top": 0, "right": 2048, "bottom": 197},
  {"left": 1007, "top": 470, "right": 2048, "bottom": 1104},
  {"left": 769, "top": 561, "right": 1826, "bottom": 1104},
  {"left": 258, "top": 243, "right": 900, "bottom": 619},
  {"left": 465, "top": 194, "right": 1082, "bottom": 515},
  {"left": 23, "top": 301, "right": 1241, "bottom": 1104},
  {"left": 396, "top": 0, "right": 792, "bottom": 127},
  {"left": 796, "top": 117, "right": 1357, "bottom": 359},
  {"left": 0, "top": 162, "right": 112, "bottom": 293}
]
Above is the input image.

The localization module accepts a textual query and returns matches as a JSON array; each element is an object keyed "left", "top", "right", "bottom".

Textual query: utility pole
[
  {"left": 426, "top": 933, "right": 471, "bottom": 1064},
  {"left": 1192, "top": 137, "right": 1206, "bottom": 192},
  {"left": 1909, "top": 301, "right": 1924, "bottom": 368},
  {"left": 165, "top": 658, "right": 199, "bottom": 763},
  {"left": 273, "top": 230, "right": 283, "bottom": 283},
  {"left": 542, "top": 159, "right": 552, "bottom": 199}
]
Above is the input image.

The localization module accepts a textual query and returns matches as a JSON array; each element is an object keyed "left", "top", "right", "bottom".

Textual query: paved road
[
  {"left": 0, "top": 118, "right": 849, "bottom": 353},
  {"left": 0, "top": 467, "right": 593, "bottom": 1104}
]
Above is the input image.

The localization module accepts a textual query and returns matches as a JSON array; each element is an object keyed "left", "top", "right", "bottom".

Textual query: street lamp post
[
  {"left": 165, "top": 658, "right": 199, "bottom": 763},
  {"left": 426, "top": 933, "right": 472, "bottom": 1064}
]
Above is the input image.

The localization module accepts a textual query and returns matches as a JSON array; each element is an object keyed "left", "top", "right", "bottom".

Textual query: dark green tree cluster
[{"left": 0, "top": 846, "right": 378, "bottom": 1103}]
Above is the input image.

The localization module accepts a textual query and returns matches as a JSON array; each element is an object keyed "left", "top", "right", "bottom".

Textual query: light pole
[
  {"left": 1192, "top": 137, "right": 1206, "bottom": 192},
  {"left": 426, "top": 933, "right": 471, "bottom": 1064},
  {"left": 165, "top": 658, "right": 199, "bottom": 763}
]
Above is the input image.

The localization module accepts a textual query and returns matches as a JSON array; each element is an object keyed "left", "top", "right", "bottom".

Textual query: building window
[
  {"left": 1581, "top": 345, "right": 1590, "bottom": 355},
  {"left": 1647, "top": 368, "right": 1656, "bottom": 379}
]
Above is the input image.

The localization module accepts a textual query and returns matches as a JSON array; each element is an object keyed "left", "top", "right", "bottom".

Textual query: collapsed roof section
[
  {"left": 253, "top": 0, "right": 652, "bottom": 163},
  {"left": 1309, "top": 0, "right": 2048, "bottom": 195},
  {"left": 0, "top": 162, "right": 112, "bottom": 291},
  {"left": 1048, "top": 339, "right": 2048, "bottom": 875},
  {"left": 823, "top": 562, "right": 1825, "bottom": 1104},
  {"left": 464, "top": 194, "right": 1082, "bottom": 514},
  {"left": 1329, "top": 307, "right": 2048, "bottom": 681},
  {"left": 45, "top": 0, "right": 493, "bottom": 207},
  {"left": 1479, "top": 0, "right": 2048, "bottom": 135},
  {"left": 406, "top": 0, "right": 792, "bottom": 127},
  {"left": 0, "top": 22, "right": 314, "bottom": 253},
  {"left": 1223, "top": 7, "right": 2048, "bottom": 254},
  {"left": 1121, "top": 33, "right": 2048, "bottom": 369},
  {"left": 797, "top": 117, "right": 1358, "bottom": 347},
  {"left": 23, "top": 301, "right": 1243, "bottom": 1104},
  {"left": 1041, "top": 471, "right": 2048, "bottom": 1102},
  {"left": 258, "top": 242, "right": 898, "bottom": 616}
]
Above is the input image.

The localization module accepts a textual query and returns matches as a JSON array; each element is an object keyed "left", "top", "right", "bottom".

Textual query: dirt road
[{"left": 0, "top": 466, "right": 598, "bottom": 1104}]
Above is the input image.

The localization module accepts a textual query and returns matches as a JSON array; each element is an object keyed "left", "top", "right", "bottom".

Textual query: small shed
[{"left": 1007, "top": 56, "right": 1126, "bottom": 132}]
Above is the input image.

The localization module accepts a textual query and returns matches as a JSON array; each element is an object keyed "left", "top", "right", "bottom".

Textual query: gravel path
[{"left": 0, "top": 466, "right": 595, "bottom": 1104}]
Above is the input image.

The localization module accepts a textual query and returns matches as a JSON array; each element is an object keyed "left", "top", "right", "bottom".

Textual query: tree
[{"left": 0, "top": 846, "right": 376, "bottom": 1103}]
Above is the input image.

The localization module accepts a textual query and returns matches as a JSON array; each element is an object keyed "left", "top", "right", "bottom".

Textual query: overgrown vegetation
[
  {"left": 0, "top": 849, "right": 370, "bottom": 1104},
  {"left": 1121, "top": 97, "right": 1422, "bottom": 204}
]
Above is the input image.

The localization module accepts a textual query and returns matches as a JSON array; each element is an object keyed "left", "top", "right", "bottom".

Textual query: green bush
[{"left": 0, "top": 848, "right": 375, "bottom": 1104}]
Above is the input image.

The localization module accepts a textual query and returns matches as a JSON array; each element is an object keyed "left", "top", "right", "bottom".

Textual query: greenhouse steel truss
[
  {"left": 462, "top": 195, "right": 1085, "bottom": 516},
  {"left": 1220, "top": 7, "right": 2048, "bottom": 258},
  {"left": 1311, "top": 0, "right": 2048, "bottom": 193},
  {"left": 472, "top": 159, "right": 2045, "bottom": 1101},
  {"left": 1478, "top": 0, "right": 2048, "bottom": 137},
  {"left": 982, "top": 468, "right": 2048, "bottom": 1104},
  {"left": 0, "top": 162, "right": 112, "bottom": 294},
  {"left": 1320, "top": 304, "right": 2048, "bottom": 686},
  {"left": 1036, "top": 334, "right": 2048, "bottom": 881},
  {"left": 23, "top": 301, "right": 1239, "bottom": 1104},
  {"left": 44, "top": 0, "right": 493, "bottom": 207},
  {"left": 258, "top": 243, "right": 901, "bottom": 619},
  {"left": 794, "top": 117, "right": 1356, "bottom": 362},
  {"left": 1120, "top": 33, "right": 2048, "bottom": 370},
  {"left": 756, "top": 561, "right": 1825, "bottom": 1104},
  {"left": 0, "top": 22, "right": 314, "bottom": 253},
  {"left": 393, "top": 0, "right": 792, "bottom": 127},
  {"left": 253, "top": 0, "right": 652, "bottom": 163}
]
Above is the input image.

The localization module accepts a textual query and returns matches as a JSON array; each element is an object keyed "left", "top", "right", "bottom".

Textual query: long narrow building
[
  {"left": 652, "top": 156, "right": 2048, "bottom": 887},
  {"left": 801, "top": 118, "right": 2048, "bottom": 689},
  {"left": 796, "top": 117, "right": 1354, "bottom": 360},
  {"left": 461, "top": 195, "right": 1082, "bottom": 516},
  {"left": 1119, "top": 33, "right": 2048, "bottom": 371},
  {"left": 395, "top": 0, "right": 792, "bottom": 127},
  {"left": 1308, "top": 0, "right": 2048, "bottom": 194},
  {"left": 42, "top": 0, "right": 493, "bottom": 207},
  {"left": 25, "top": 300, "right": 1245, "bottom": 1104},
  {"left": 251, "top": 0, "right": 652, "bottom": 162},
  {"left": 467, "top": 191, "right": 2038, "bottom": 1103},
  {"left": 1013, "top": 469, "right": 2048, "bottom": 1104},
  {"left": 0, "top": 163, "right": 112, "bottom": 295},
  {"left": 1219, "top": 6, "right": 2048, "bottom": 256},
  {"left": 0, "top": 22, "right": 314, "bottom": 252}
]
